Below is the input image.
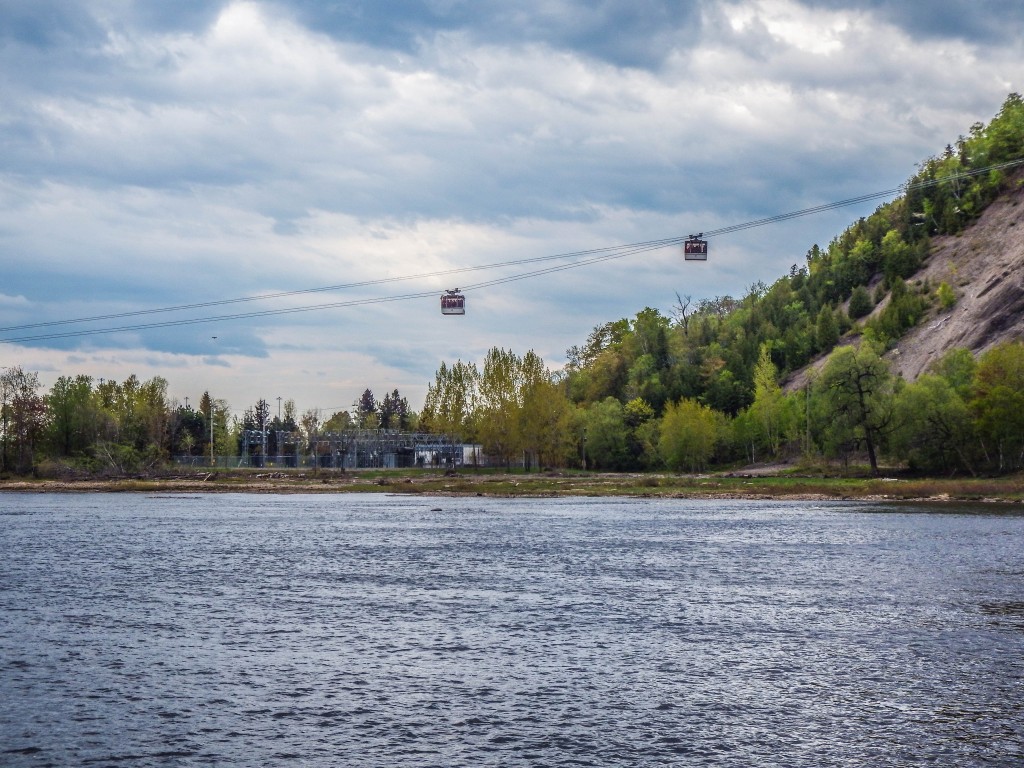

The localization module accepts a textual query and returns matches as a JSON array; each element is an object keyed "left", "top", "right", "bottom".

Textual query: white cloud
[{"left": 2, "top": 0, "right": 1023, "bottom": 413}]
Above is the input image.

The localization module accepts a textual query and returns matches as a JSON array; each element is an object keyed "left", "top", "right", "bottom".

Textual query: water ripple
[{"left": 1, "top": 494, "right": 1022, "bottom": 765}]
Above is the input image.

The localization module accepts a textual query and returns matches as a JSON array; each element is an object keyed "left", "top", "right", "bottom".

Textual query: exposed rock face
[{"left": 890, "top": 177, "right": 1024, "bottom": 379}]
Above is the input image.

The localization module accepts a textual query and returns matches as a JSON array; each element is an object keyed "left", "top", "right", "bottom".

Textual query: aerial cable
[
  {"left": 462, "top": 240, "right": 673, "bottom": 292},
  {"left": 701, "top": 157, "right": 1024, "bottom": 238},
  {"left": 0, "top": 235, "right": 684, "bottom": 334},
  {"left": 0, "top": 245, "right": 668, "bottom": 344},
  {"left": 3, "top": 155, "right": 1022, "bottom": 345},
  {"left": 0, "top": 289, "right": 444, "bottom": 344}
]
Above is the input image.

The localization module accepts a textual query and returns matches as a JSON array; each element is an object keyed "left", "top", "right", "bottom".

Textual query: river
[{"left": 2, "top": 493, "right": 1022, "bottom": 766}]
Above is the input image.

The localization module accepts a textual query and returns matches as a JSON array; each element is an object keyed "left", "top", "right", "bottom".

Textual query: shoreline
[{"left": 2, "top": 469, "right": 1022, "bottom": 503}]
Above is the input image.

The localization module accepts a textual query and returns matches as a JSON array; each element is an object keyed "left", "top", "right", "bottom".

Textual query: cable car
[
  {"left": 684, "top": 234, "right": 708, "bottom": 260},
  {"left": 441, "top": 289, "right": 465, "bottom": 315}
]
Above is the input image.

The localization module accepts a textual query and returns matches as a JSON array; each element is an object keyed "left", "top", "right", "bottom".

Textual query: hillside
[{"left": 887, "top": 171, "right": 1024, "bottom": 379}]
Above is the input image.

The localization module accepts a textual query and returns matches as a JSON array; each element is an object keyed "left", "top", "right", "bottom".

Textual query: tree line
[
  {"left": 5, "top": 336, "right": 1024, "bottom": 477},
  {"left": 421, "top": 338, "right": 1024, "bottom": 476},
  {"left": 0, "top": 369, "right": 418, "bottom": 475}
]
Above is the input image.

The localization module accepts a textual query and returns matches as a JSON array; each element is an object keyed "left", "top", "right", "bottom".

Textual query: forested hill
[{"left": 562, "top": 93, "right": 1024, "bottom": 414}]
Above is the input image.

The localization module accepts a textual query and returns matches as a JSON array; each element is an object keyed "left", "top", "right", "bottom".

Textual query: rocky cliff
[{"left": 888, "top": 172, "right": 1024, "bottom": 379}]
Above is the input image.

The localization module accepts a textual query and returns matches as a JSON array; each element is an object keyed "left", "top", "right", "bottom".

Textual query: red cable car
[
  {"left": 684, "top": 234, "right": 708, "bottom": 261},
  {"left": 441, "top": 289, "right": 465, "bottom": 315}
]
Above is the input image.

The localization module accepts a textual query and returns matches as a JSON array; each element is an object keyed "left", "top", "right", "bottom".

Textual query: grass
[{"left": 3, "top": 466, "right": 1024, "bottom": 502}]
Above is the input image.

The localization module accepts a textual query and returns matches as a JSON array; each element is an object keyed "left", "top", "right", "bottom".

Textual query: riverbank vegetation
[{"left": 4, "top": 466, "right": 1024, "bottom": 503}]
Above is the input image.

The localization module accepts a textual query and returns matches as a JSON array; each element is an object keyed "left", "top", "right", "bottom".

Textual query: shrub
[{"left": 937, "top": 281, "right": 956, "bottom": 310}]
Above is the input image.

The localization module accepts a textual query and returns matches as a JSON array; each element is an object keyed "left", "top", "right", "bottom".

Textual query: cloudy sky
[{"left": 2, "top": 0, "right": 1022, "bottom": 417}]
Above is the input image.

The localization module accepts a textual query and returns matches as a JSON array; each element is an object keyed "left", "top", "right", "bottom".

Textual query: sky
[{"left": 2, "top": 0, "right": 1023, "bottom": 419}]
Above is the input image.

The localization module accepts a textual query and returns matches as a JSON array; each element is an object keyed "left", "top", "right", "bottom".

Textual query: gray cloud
[
  {"left": 1, "top": 0, "right": 1022, "bottom": 410},
  {"left": 797, "top": 0, "right": 1024, "bottom": 45},
  {"left": 275, "top": 0, "right": 703, "bottom": 69}
]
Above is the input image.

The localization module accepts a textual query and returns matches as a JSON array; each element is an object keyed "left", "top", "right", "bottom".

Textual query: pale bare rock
[
  {"left": 890, "top": 176, "right": 1024, "bottom": 379},
  {"left": 785, "top": 175, "right": 1024, "bottom": 391}
]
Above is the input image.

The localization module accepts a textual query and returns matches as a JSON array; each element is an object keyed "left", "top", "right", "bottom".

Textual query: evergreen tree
[{"left": 848, "top": 285, "right": 873, "bottom": 320}]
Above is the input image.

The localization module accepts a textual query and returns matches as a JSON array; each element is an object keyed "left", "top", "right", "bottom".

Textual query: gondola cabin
[
  {"left": 441, "top": 290, "right": 466, "bottom": 315},
  {"left": 684, "top": 235, "right": 708, "bottom": 261}
]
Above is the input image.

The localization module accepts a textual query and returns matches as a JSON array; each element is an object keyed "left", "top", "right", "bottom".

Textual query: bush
[{"left": 937, "top": 281, "right": 957, "bottom": 310}]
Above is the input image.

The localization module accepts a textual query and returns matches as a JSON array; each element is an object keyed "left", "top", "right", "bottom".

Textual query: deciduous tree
[
  {"left": 658, "top": 398, "right": 718, "bottom": 472},
  {"left": 814, "top": 344, "right": 897, "bottom": 475}
]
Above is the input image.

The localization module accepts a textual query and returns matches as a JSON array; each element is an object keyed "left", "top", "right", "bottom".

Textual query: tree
[
  {"left": 671, "top": 293, "right": 693, "bottom": 335},
  {"left": 583, "top": 397, "right": 628, "bottom": 470},
  {"left": 814, "top": 306, "right": 840, "bottom": 352},
  {"left": 379, "top": 389, "right": 411, "bottom": 430},
  {"left": 282, "top": 399, "right": 298, "bottom": 429},
  {"left": 137, "top": 377, "right": 171, "bottom": 457},
  {"left": 45, "top": 375, "right": 95, "bottom": 457},
  {"left": 421, "top": 360, "right": 479, "bottom": 439},
  {"left": 814, "top": 344, "right": 898, "bottom": 475},
  {"left": 520, "top": 378, "right": 575, "bottom": 470},
  {"left": 170, "top": 404, "right": 205, "bottom": 458},
  {"left": 930, "top": 347, "right": 976, "bottom": 399},
  {"left": 355, "top": 389, "right": 376, "bottom": 429},
  {"left": 970, "top": 341, "right": 1024, "bottom": 472},
  {"left": 750, "top": 346, "right": 785, "bottom": 457},
  {"left": 848, "top": 285, "right": 873, "bottom": 320},
  {"left": 253, "top": 398, "right": 271, "bottom": 456},
  {"left": 936, "top": 282, "right": 956, "bottom": 311},
  {"left": 90, "top": 375, "right": 170, "bottom": 459},
  {"left": 659, "top": 398, "right": 718, "bottom": 472},
  {"left": 0, "top": 367, "right": 45, "bottom": 473},
  {"left": 622, "top": 397, "right": 657, "bottom": 468},
  {"left": 322, "top": 410, "right": 354, "bottom": 432},
  {"left": 204, "top": 396, "right": 231, "bottom": 464},
  {"left": 880, "top": 229, "right": 919, "bottom": 282},
  {"left": 477, "top": 347, "right": 526, "bottom": 467},
  {"left": 300, "top": 408, "right": 321, "bottom": 442},
  {"left": 892, "top": 374, "right": 976, "bottom": 474}
]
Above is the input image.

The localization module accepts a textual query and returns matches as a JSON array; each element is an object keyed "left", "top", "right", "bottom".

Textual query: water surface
[{"left": 2, "top": 494, "right": 1022, "bottom": 765}]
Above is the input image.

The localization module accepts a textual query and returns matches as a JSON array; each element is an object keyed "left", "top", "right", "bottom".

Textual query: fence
[{"left": 174, "top": 430, "right": 486, "bottom": 470}]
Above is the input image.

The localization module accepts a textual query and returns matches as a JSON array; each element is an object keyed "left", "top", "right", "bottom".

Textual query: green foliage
[
  {"left": 45, "top": 375, "right": 96, "bottom": 458},
  {"left": 559, "top": 98, "right": 1024, "bottom": 428},
  {"left": 750, "top": 346, "right": 786, "bottom": 457},
  {"left": 814, "top": 306, "right": 840, "bottom": 352},
  {"left": 929, "top": 347, "right": 977, "bottom": 399},
  {"left": 421, "top": 360, "right": 480, "bottom": 438},
  {"left": 970, "top": 341, "right": 1024, "bottom": 472},
  {"left": 936, "top": 281, "right": 956, "bottom": 310},
  {"left": 424, "top": 348, "right": 577, "bottom": 469},
  {"left": 322, "top": 409, "right": 354, "bottom": 432},
  {"left": 880, "top": 229, "right": 919, "bottom": 282},
  {"left": 520, "top": 378, "right": 576, "bottom": 469},
  {"left": 584, "top": 397, "right": 629, "bottom": 470},
  {"left": 658, "top": 398, "right": 719, "bottom": 472},
  {"left": 354, "top": 389, "right": 377, "bottom": 429},
  {"left": 1, "top": 366, "right": 45, "bottom": 473},
  {"left": 847, "top": 285, "right": 873, "bottom": 320},
  {"left": 866, "top": 278, "right": 928, "bottom": 346},
  {"left": 379, "top": 389, "right": 412, "bottom": 430},
  {"left": 9, "top": 97, "right": 1024, "bottom": 478},
  {"left": 476, "top": 347, "right": 524, "bottom": 466},
  {"left": 892, "top": 374, "right": 976, "bottom": 474},
  {"left": 813, "top": 344, "right": 898, "bottom": 474}
]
